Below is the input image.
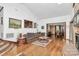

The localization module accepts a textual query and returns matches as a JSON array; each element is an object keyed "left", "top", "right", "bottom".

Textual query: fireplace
[{"left": 75, "top": 33, "right": 79, "bottom": 50}]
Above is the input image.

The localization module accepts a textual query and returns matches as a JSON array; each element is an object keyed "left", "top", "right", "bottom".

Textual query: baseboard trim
[{"left": 0, "top": 39, "right": 17, "bottom": 44}]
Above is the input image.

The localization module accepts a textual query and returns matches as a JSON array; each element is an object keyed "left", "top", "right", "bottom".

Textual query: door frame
[{"left": 46, "top": 22, "right": 66, "bottom": 40}]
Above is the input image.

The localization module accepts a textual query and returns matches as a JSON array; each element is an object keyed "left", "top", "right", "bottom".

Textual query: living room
[
  {"left": 0, "top": 3, "right": 72, "bottom": 41},
  {"left": 0, "top": 3, "right": 79, "bottom": 56}
]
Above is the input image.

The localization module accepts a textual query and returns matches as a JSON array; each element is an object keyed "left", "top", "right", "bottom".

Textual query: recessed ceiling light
[{"left": 57, "top": 3, "right": 62, "bottom": 4}]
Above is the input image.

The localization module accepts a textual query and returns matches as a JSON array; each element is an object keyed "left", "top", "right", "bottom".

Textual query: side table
[{"left": 17, "top": 37, "right": 27, "bottom": 46}]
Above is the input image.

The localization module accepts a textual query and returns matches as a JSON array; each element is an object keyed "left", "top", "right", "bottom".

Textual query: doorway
[{"left": 47, "top": 22, "right": 66, "bottom": 40}]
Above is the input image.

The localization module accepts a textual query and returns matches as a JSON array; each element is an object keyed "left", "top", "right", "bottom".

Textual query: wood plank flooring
[
  {"left": 0, "top": 40, "right": 16, "bottom": 56},
  {"left": 22, "top": 39, "right": 65, "bottom": 56},
  {"left": 1, "top": 38, "right": 65, "bottom": 56}
]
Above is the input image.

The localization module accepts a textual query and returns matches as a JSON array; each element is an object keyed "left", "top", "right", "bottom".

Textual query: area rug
[{"left": 32, "top": 39, "right": 52, "bottom": 47}]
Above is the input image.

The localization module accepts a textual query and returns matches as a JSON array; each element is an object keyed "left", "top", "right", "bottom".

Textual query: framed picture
[
  {"left": 1, "top": 17, "right": 3, "bottom": 25},
  {"left": 24, "top": 20, "right": 33, "bottom": 28},
  {"left": 0, "top": 17, "right": 3, "bottom": 25},
  {"left": 41, "top": 26, "right": 44, "bottom": 29},
  {"left": 34, "top": 23, "right": 37, "bottom": 28},
  {"left": 9, "top": 18, "right": 22, "bottom": 29}
]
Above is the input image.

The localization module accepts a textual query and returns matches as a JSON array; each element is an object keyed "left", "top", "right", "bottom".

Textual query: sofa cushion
[
  {"left": 26, "top": 33, "right": 34, "bottom": 38},
  {"left": 23, "top": 33, "right": 42, "bottom": 43}
]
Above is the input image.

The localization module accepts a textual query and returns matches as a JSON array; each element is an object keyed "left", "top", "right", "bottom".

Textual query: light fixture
[{"left": 57, "top": 3, "right": 62, "bottom": 4}]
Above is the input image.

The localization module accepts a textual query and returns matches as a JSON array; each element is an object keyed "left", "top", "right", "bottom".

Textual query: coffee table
[{"left": 38, "top": 36, "right": 49, "bottom": 43}]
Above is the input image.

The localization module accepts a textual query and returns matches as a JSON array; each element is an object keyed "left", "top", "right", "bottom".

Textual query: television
[{"left": 9, "top": 18, "right": 22, "bottom": 29}]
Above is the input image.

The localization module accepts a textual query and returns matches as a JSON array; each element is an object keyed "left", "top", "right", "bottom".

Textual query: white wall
[
  {"left": 0, "top": 3, "right": 38, "bottom": 42},
  {"left": 0, "top": 3, "right": 73, "bottom": 41},
  {"left": 37, "top": 15, "right": 73, "bottom": 39},
  {"left": 0, "top": 6, "right": 3, "bottom": 38}
]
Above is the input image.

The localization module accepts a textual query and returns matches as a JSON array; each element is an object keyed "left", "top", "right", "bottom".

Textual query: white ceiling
[{"left": 23, "top": 3, "right": 72, "bottom": 19}]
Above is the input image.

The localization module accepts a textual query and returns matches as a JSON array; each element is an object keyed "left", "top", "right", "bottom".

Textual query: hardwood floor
[
  {"left": 1, "top": 38, "right": 65, "bottom": 56},
  {"left": 22, "top": 39, "right": 65, "bottom": 56},
  {"left": 0, "top": 40, "right": 16, "bottom": 56}
]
